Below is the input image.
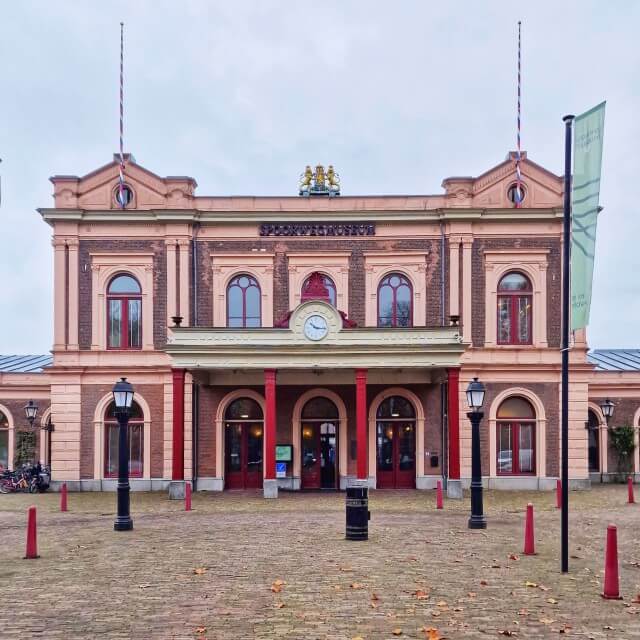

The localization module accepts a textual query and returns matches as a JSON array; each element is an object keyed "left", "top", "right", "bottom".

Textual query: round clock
[{"left": 303, "top": 314, "right": 329, "bottom": 341}]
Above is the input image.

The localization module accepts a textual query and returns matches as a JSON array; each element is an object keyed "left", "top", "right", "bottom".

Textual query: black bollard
[{"left": 345, "top": 485, "right": 369, "bottom": 540}]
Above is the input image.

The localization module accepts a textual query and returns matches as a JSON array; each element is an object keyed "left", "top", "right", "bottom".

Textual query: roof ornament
[{"left": 299, "top": 164, "right": 340, "bottom": 197}]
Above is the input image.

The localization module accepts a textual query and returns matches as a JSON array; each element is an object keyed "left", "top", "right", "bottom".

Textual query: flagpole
[
  {"left": 118, "top": 22, "right": 125, "bottom": 209},
  {"left": 515, "top": 21, "right": 523, "bottom": 208},
  {"left": 561, "top": 113, "right": 574, "bottom": 574}
]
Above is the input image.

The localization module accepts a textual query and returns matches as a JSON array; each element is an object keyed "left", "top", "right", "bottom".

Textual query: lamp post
[
  {"left": 600, "top": 398, "right": 615, "bottom": 484},
  {"left": 112, "top": 377, "right": 135, "bottom": 531},
  {"left": 466, "top": 377, "right": 486, "bottom": 530}
]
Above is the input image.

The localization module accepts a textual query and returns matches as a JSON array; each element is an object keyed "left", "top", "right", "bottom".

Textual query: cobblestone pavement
[{"left": 1, "top": 486, "right": 640, "bottom": 639}]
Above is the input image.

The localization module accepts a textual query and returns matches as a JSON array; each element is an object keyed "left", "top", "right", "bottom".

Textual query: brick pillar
[
  {"left": 447, "top": 368, "right": 462, "bottom": 498},
  {"left": 356, "top": 368, "right": 368, "bottom": 481},
  {"left": 264, "top": 369, "right": 277, "bottom": 498},
  {"left": 172, "top": 369, "right": 185, "bottom": 481}
]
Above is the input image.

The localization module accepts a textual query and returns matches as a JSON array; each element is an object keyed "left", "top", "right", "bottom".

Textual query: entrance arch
[
  {"left": 215, "top": 389, "right": 266, "bottom": 489},
  {"left": 292, "top": 389, "right": 347, "bottom": 488},
  {"left": 368, "top": 388, "right": 425, "bottom": 488}
]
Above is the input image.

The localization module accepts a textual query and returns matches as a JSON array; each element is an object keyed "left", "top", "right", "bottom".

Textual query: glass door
[
  {"left": 376, "top": 422, "right": 416, "bottom": 488},
  {"left": 225, "top": 423, "right": 263, "bottom": 489},
  {"left": 320, "top": 422, "right": 337, "bottom": 489},
  {"left": 301, "top": 424, "right": 321, "bottom": 489}
]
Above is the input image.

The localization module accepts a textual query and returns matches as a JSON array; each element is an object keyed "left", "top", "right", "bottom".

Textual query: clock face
[{"left": 304, "top": 314, "right": 329, "bottom": 341}]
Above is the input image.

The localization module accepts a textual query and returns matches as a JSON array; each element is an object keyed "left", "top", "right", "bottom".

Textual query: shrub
[{"left": 608, "top": 425, "right": 636, "bottom": 477}]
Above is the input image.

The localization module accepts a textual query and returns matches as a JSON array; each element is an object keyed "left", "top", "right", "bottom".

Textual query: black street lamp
[
  {"left": 112, "top": 377, "right": 135, "bottom": 532},
  {"left": 600, "top": 398, "right": 615, "bottom": 426},
  {"left": 466, "top": 377, "right": 486, "bottom": 530},
  {"left": 24, "top": 400, "right": 38, "bottom": 427}
]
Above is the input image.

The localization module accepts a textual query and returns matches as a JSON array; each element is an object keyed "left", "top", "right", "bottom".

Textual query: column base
[
  {"left": 263, "top": 479, "right": 278, "bottom": 499},
  {"left": 468, "top": 515, "right": 487, "bottom": 530},
  {"left": 114, "top": 517, "right": 133, "bottom": 531},
  {"left": 168, "top": 480, "right": 186, "bottom": 500},
  {"left": 447, "top": 479, "right": 463, "bottom": 499}
]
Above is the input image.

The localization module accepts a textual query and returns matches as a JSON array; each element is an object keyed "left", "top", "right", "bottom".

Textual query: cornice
[{"left": 39, "top": 206, "right": 564, "bottom": 226}]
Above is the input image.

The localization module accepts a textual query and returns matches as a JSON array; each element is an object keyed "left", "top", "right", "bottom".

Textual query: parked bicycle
[{"left": 0, "top": 463, "right": 50, "bottom": 494}]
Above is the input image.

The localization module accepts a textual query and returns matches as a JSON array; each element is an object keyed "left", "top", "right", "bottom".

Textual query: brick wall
[
  {"left": 195, "top": 382, "right": 443, "bottom": 479},
  {"left": 194, "top": 237, "right": 445, "bottom": 328},
  {"left": 0, "top": 399, "right": 49, "bottom": 465},
  {"left": 78, "top": 240, "right": 167, "bottom": 349},
  {"left": 471, "top": 237, "right": 561, "bottom": 348},
  {"left": 80, "top": 384, "right": 165, "bottom": 478},
  {"left": 482, "top": 382, "right": 559, "bottom": 477},
  {"left": 589, "top": 396, "right": 640, "bottom": 473}
]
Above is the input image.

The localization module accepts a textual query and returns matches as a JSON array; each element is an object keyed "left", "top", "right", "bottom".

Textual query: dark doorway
[
  {"left": 224, "top": 398, "right": 263, "bottom": 490},
  {"left": 376, "top": 396, "right": 416, "bottom": 489},
  {"left": 588, "top": 409, "right": 600, "bottom": 473},
  {"left": 301, "top": 396, "right": 339, "bottom": 490}
]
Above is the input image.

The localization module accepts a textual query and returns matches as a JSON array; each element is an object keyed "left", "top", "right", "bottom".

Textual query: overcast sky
[{"left": 1, "top": 1, "right": 638, "bottom": 354}]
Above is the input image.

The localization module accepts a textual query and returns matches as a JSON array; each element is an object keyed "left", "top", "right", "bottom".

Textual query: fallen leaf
[
  {"left": 414, "top": 589, "right": 430, "bottom": 599},
  {"left": 540, "top": 618, "right": 555, "bottom": 625},
  {"left": 499, "top": 631, "right": 517, "bottom": 636},
  {"left": 371, "top": 593, "right": 380, "bottom": 601},
  {"left": 518, "top": 609, "right": 529, "bottom": 617},
  {"left": 538, "top": 584, "right": 551, "bottom": 591},
  {"left": 193, "top": 567, "right": 207, "bottom": 575},
  {"left": 632, "top": 594, "right": 640, "bottom": 603},
  {"left": 468, "top": 591, "right": 477, "bottom": 598},
  {"left": 275, "top": 602, "right": 285, "bottom": 609},
  {"left": 195, "top": 627, "right": 207, "bottom": 634},
  {"left": 350, "top": 582, "right": 364, "bottom": 589},
  {"left": 392, "top": 629, "right": 403, "bottom": 636},
  {"left": 271, "top": 579, "right": 286, "bottom": 593},
  {"left": 436, "top": 600, "right": 448, "bottom": 607},
  {"left": 509, "top": 554, "right": 520, "bottom": 561},
  {"left": 480, "top": 579, "right": 489, "bottom": 586},
  {"left": 422, "top": 627, "right": 441, "bottom": 640},
  {"left": 524, "top": 581, "right": 538, "bottom": 588},
  {"left": 333, "top": 585, "right": 342, "bottom": 591},
  {"left": 138, "top": 583, "right": 152, "bottom": 589},
  {"left": 547, "top": 597, "right": 558, "bottom": 604}
]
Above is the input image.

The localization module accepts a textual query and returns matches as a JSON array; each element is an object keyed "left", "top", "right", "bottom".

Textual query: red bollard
[
  {"left": 60, "top": 482, "right": 68, "bottom": 512},
  {"left": 185, "top": 482, "right": 192, "bottom": 511},
  {"left": 556, "top": 479, "right": 561, "bottom": 509},
  {"left": 24, "top": 506, "right": 39, "bottom": 559},
  {"left": 602, "top": 524, "right": 622, "bottom": 599},
  {"left": 628, "top": 477, "right": 635, "bottom": 504},
  {"left": 436, "top": 480, "right": 443, "bottom": 510},
  {"left": 523, "top": 503, "right": 536, "bottom": 555}
]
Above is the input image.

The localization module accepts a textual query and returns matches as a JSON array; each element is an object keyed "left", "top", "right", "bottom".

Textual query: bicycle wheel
[
  {"left": 0, "top": 480, "right": 10, "bottom": 494},
  {"left": 29, "top": 479, "right": 38, "bottom": 494}
]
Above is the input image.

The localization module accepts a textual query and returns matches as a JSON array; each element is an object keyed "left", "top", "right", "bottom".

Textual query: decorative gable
[
  {"left": 50, "top": 154, "right": 197, "bottom": 210},
  {"left": 442, "top": 152, "right": 563, "bottom": 209}
]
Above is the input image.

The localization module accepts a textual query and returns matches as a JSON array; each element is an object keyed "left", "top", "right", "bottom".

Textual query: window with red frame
[
  {"left": 301, "top": 273, "right": 337, "bottom": 306},
  {"left": 227, "top": 274, "right": 261, "bottom": 327},
  {"left": 496, "top": 396, "right": 536, "bottom": 475},
  {"left": 497, "top": 271, "right": 532, "bottom": 345},
  {"left": 104, "top": 401, "right": 144, "bottom": 478},
  {"left": 107, "top": 274, "right": 142, "bottom": 349},
  {"left": 378, "top": 273, "right": 412, "bottom": 327}
]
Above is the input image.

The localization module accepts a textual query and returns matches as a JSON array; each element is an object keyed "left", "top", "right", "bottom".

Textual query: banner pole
[{"left": 561, "top": 113, "right": 574, "bottom": 574}]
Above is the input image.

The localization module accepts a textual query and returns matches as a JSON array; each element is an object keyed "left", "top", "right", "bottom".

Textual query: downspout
[{"left": 440, "top": 222, "right": 448, "bottom": 487}]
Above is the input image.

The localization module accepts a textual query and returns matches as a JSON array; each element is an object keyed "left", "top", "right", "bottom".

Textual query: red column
[
  {"left": 447, "top": 368, "right": 461, "bottom": 480},
  {"left": 172, "top": 368, "right": 185, "bottom": 481},
  {"left": 356, "top": 368, "right": 368, "bottom": 481},
  {"left": 264, "top": 369, "right": 277, "bottom": 480}
]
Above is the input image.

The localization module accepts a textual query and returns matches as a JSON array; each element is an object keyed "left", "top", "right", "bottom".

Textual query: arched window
[
  {"left": 496, "top": 396, "right": 535, "bottom": 475},
  {"left": 227, "top": 274, "right": 261, "bottom": 328},
  {"left": 497, "top": 272, "right": 532, "bottom": 345},
  {"left": 0, "top": 411, "right": 9, "bottom": 470},
  {"left": 377, "top": 273, "right": 412, "bottom": 327},
  {"left": 301, "top": 273, "right": 337, "bottom": 306},
  {"left": 107, "top": 274, "right": 142, "bottom": 349},
  {"left": 104, "top": 401, "right": 144, "bottom": 478}
]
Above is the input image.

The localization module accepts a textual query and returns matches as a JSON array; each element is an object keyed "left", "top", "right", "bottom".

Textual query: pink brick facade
[{"left": 1, "top": 151, "right": 638, "bottom": 492}]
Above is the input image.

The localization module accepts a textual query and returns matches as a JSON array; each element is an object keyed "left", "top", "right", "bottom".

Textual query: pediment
[
  {"left": 443, "top": 152, "right": 563, "bottom": 209},
  {"left": 50, "top": 155, "right": 197, "bottom": 210}
]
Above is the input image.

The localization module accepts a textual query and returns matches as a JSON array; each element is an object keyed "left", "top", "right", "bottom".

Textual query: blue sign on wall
[{"left": 276, "top": 462, "right": 286, "bottom": 478}]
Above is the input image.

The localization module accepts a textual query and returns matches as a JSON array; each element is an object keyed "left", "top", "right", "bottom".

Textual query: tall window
[
  {"left": 496, "top": 396, "right": 536, "bottom": 475},
  {"left": 0, "top": 411, "right": 8, "bottom": 470},
  {"left": 587, "top": 409, "right": 600, "bottom": 473},
  {"left": 377, "top": 273, "right": 412, "bottom": 327},
  {"left": 104, "top": 401, "right": 144, "bottom": 478},
  {"left": 301, "top": 273, "right": 337, "bottom": 306},
  {"left": 107, "top": 274, "right": 142, "bottom": 349},
  {"left": 497, "top": 272, "right": 532, "bottom": 345},
  {"left": 227, "top": 274, "right": 261, "bottom": 328}
]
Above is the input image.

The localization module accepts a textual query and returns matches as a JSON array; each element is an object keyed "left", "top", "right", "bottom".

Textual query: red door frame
[
  {"left": 225, "top": 422, "right": 264, "bottom": 489},
  {"left": 376, "top": 422, "right": 416, "bottom": 489},
  {"left": 301, "top": 424, "right": 321, "bottom": 489}
]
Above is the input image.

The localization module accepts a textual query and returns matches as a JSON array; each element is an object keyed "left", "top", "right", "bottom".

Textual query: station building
[{"left": 1, "top": 152, "right": 640, "bottom": 496}]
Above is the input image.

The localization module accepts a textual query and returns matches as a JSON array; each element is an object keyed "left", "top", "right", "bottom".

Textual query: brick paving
[{"left": 1, "top": 486, "right": 640, "bottom": 639}]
